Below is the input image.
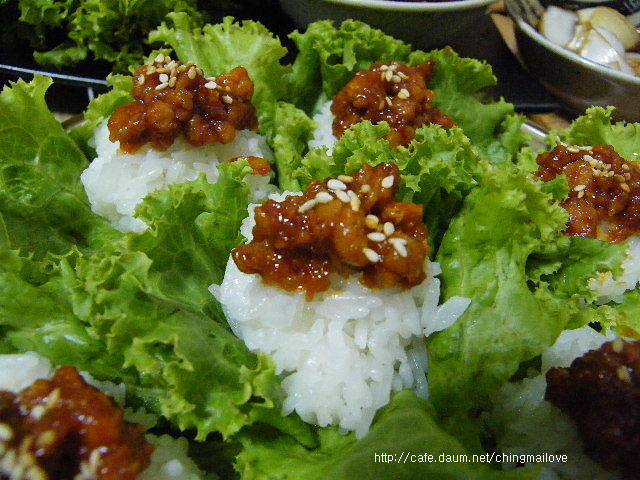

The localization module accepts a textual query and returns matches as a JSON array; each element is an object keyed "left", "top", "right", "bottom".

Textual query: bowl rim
[
  {"left": 513, "top": 13, "right": 640, "bottom": 85},
  {"left": 321, "top": 0, "right": 495, "bottom": 12}
]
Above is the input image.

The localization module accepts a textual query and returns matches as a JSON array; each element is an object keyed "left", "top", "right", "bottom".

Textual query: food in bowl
[{"left": 538, "top": 5, "right": 640, "bottom": 75}]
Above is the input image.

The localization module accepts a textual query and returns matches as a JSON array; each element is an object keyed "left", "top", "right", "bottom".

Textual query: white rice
[
  {"left": 0, "top": 352, "right": 203, "bottom": 480},
  {"left": 81, "top": 121, "right": 276, "bottom": 232},
  {"left": 308, "top": 99, "right": 337, "bottom": 154},
  {"left": 588, "top": 235, "right": 640, "bottom": 304},
  {"left": 210, "top": 192, "right": 471, "bottom": 438},
  {"left": 488, "top": 326, "right": 620, "bottom": 480}
]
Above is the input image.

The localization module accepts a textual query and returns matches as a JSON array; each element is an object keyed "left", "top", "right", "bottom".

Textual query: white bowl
[
  {"left": 279, "top": 0, "right": 496, "bottom": 51},
  {"left": 506, "top": 0, "right": 640, "bottom": 121}
]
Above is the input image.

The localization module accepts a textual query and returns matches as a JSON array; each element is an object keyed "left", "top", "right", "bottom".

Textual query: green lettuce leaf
[
  {"left": 429, "top": 166, "right": 575, "bottom": 417},
  {"left": 0, "top": 75, "right": 118, "bottom": 258},
  {"left": 236, "top": 391, "right": 536, "bottom": 480}
]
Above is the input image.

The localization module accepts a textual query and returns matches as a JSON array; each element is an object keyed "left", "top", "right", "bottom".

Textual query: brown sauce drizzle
[
  {"left": 108, "top": 54, "right": 257, "bottom": 153},
  {"left": 535, "top": 144, "right": 640, "bottom": 242},
  {"left": 0, "top": 366, "right": 153, "bottom": 480},
  {"left": 232, "top": 162, "right": 429, "bottom": 300},
  {"left": 331, "top": 62, "right": 455, "bottom": 148}
]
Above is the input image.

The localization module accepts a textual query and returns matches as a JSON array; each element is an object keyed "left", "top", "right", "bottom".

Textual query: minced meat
[
  {"left": 0, "top": 366, "right": 153, "bottom": 480},
  {"left": 331, "top": 61, "right": 455, "bottom": 147},
  {"left": 546, "top": 338, "right": 640, "bottom": 478},
  {"left": 108, "top": 54, "right": 257, "bottom": 153},
  {"left": 232, "top": 162, "right": 429, "bottom": 299}
]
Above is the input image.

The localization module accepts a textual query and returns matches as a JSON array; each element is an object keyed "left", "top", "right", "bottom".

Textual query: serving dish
[
  {"left": 279, "top": 0, "right": 496, "bottom": 50},
  {"left": 506, "top": 0, "right": 640, "bottom": 121}
]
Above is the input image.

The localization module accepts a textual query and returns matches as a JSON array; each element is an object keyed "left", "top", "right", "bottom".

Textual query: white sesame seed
[
  {"left": 625, "top": 173, "right": 631, "bottom": 180},
  {"left": 388, "top": 63, "right": 398, "bottom": 71},
  {"left": 608, "top": 171, "right": 615, "bottom": 177},
  {"left": 169, "top": 77, "right": 177, "bottom": 87},
  {"left": 381, "top": 175, "right": 394, "bottom": 189},
  {"left": 360, "top": 184, "right": 371, "bottom": 193},
  {"left": 177, "top": 64, "right": 187, "bottom": 73},
  {"left": 397, "top": 88, "right": 410, "bottom": 99},
  {"left": 0, "top": 423, "right": 13, "bottom": 441},
  {"left": 573, "top": 185, "right": 586, "bottom": 191},
  {"left": 367, "top": 232, "right": 386, "bottom": 242},
  {"left": 566, "top": 146, "right": 579, "bottom": 153},
  {"left": 350, "top": 195, "right": 360, "bottom": 211},
  {"left": 187, "top": 67, "right": 196, "bottom": 79},
  {"left": 222, "top": 95, "right": 233, "bottom": 104},
  {"left": 327, "top": 179, "right": 347, "bottom": 190},
  {"left": 380, "top": 64, "right": 389, "bottom": 71},
  {"left": 385, "top": 70, "right": 393, "bottom": 82},
  {"left": 146, "top": 65, "right": 155, "bottom": 75},
  {"left": 617, "top": 365, "right": 632, "bottom": 382},
  {"left": 46, "top": 389, "right": 60, "bottom": 409},
  {"left": 154, "top": 53, "right": 165, "bottom": 63},
  {"left": 338, "top": 175, "right": 353, "bottom": 183},
  {"left": 363, "top": 248, "right": 380, "bottom": 263},
  {"left": 383, "top": 222, "right": 395, "bottom": 236},
  {"left": 334, "top": 189, "right": 350, "bottom": 203},
  {"left": 612, "top": 338, "right": 624, "bottom": 353},
  {"left": 365, "top": 214, "right": 379, "bottom": 229},
  {"left": 580, "top": 146, "right": 592, "bottom": 151},
  {"left": 155, "top": 83, "right": 168, "bottom": 90},
  {"left": 389, "top": 238, "right": 408, "bottom": 257},
  {"left": 137, "top": 75, "right": 145, "bottom": 85},
  {"left": 385, "top": 96, "right": 393, "bottom": 107},
  {"left": 298, "top": 199, "right": 317, "bottom": 213},
  {"left": 578, "top": 190, "right": 585, "bottom": 198},
  {"left": 158, "top": 73, "right": 169, "bottom": 84},
  {"left": 315, "top": 191, "right": 333, "bottom": 203},
  {"left": 622, "top": 164, "right": 631, "bottom": 171},
  {"left": 204, "top": 81, "right": 218, "bottom": 89},
  {"left": 398, "top": 71, "right": 408, "bottom": 79},
  {"left": 392, "top": 74, "right": 401, "bottom": 83},
  {"left": 30, "top": 406, "right": 45, "bottom": 420}
]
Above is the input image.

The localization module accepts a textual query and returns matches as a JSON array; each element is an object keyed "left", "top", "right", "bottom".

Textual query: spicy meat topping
[
  {"left": 331, "top": 62, "right": 455, "bottom": 148},
  {"left": 232, "top": 162, "right": 429, "bottom": 299},
  {"left": 545, "top": 338, "right": 640, "bottom": 478},
  {"left": 535, "top": 144, "right": 640, "bottom": 242},
  {"left": 229, "top": 156, "right": 272, "bottom": 176},
  {"left": 108, "top": 54, "right": 258, "bottom": 153},
  {"left": 0, "top": 366, "right": 153, "bottom": 480}
]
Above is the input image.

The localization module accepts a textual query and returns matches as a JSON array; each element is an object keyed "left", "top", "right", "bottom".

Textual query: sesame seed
[
  {"left": 573, "top": 184, "right": 586, "bottom": 191},
  {"left": 608, "top": 170, "right": 615, "bottom": 177},
  {"left": 158, "top": 73, "right": 169, "bottom": 84},
  {"left": 177, "top": 64, "right": 187, "bottom": 73},
  {"left": 615, "top": 174, "right": 626, "bottom": 182},
  {"left": 578, "top": 190, "right": 585, "bottom": 198},
  {"left": 383, "top": 222, "right": 395, "bottom": 236},
  {"left": 222, "top": 95, "right": 233, "bottom": 104},
  {"left": 367, "top": 232, "right": 386, "bottom": 242},
  {"left": 30, "top": 406, "right": 45, "bottom": 420},
  {"left": 398, "top": 71, "right": 408, "bottom": 79},
  {"left": 612, "top": 338, "right": 624, "bottom": 353},
  {"left": 0, "top": 423, "right": 13, "bottom": 441},
  {"left": 338, "top": 175, "right": 353, "bottom": 183},
  {"left": 166, "top": 60, "right": 177, "bottom": 69},
  {"left": 391, "top": 74, "right": 401, "bottom": 83},
  {"left": 567, "top": 146, "right": 580, "bottom": 153},
  {"left": 360, "top": 184, "right": 371, "bottom": 193},
  {"left": 622, "top": 164, "right": 631, "bottom": 171},
  {"left": 36, "top": 430, "right": 56, "bottom": 448},
  {"left": 363, "top": 248, "right": 380, "bottom": 263},
  {"left": 388, "top": 63, "right": 398, "bottom": 71},
  {"left": 204, "top": 81, "right": 218, "bottom": 89},
  {"left": 380, "top": 64, "right": 389, "bottom": 71},
  {"left": 169, "top": 77, "right": 177, "bottom": 87},
  {"left": 334, "top": 189, "right": 350, "bottom": 203},
  {"left": 365, "top": 214, "right": 379, "bottom": 229},
  {"left": 389, "top": 238, "right": 408, "bottom": 257},
  {"left": 154, "top": 53, "right": 165, "bottom": 63},
  {"left": 327, "top": 179, "right": 347, "bottom": 190},
  {"left": 617, "top": 365, "right": 632, "bottom": 382},
  {"left": 580, "top": 146, "right": 592, "bottom": 151},
  {"left": 622, "top": 183, "right": 631, "bottom": 192},
  {"left": 349, "top": 194, "right": 360, "bottom": 211},
  {"left": 298, "top": 199, "right": 317, "bottom": 213},
  {"left": 381, "top": 175, "right": 395, "bottom": 188},
  {"left": 315, "top": 191, "right": 333, "bottom": 203},
  {"left": 385, "top": 96, "right": 393, "bottom": 107},
  {"left": 187, "top": 67, "right": 196, "bottom": 79},
  {"left": 397, "top": 88, "right": 410, "bottom": 99},
  {"left": 155, "top": 83, "right": 168, "bottom": 90},
  {"left": 385, "top": 70, "right": 393, "bottom": 82},
  {"left": 146, "top": 65, "right": 155, "bottom": 75},
  {"left": 46, "top": 388, "right": 60, "bottom": 409}
]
